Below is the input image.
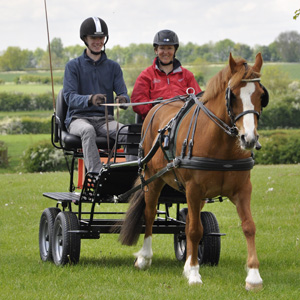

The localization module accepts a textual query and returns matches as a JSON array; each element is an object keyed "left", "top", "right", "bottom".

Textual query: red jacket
[{"left": 131, "top": 58, "right": 201, "bottom": 119}]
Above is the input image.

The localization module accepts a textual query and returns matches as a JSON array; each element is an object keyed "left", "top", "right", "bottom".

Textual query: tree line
[{"left": 0, "top": 31, "right": 300, "bottom": 71}]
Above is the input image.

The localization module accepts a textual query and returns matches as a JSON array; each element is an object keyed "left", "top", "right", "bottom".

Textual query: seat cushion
[{"left": 61, "top": 130, "right": 115, "bottom": 150}]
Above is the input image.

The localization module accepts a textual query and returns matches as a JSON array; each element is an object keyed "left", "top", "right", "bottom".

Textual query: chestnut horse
[{"left": 120, "top": 53, "right": 268, "bottom": 290}]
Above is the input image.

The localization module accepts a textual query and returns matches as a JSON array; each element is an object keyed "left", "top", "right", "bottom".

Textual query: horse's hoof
[
  {"left": 245, "top": 268, "right": 263, "bottom": 291},
  {"left": 188, "top": 275, "right": 203, "bottom": 286},
  {"left": 134, "top": 256, "right": 152, "bottom": 270},
  {"left": 245, "top": 282, "right": 263, "bottom": 291}
]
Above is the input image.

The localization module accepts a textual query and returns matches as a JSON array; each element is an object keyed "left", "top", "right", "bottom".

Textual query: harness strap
[
  {"left": 117, "top": 158, "right": 181, "bottom": 202},
  {"left": 192, "top": 94, "right": 238, "bottom": 137},
  {"left": 187, "top": 106, "right": 200, "bottom": 159},
  {"left": 181, "top": 106, "right": 198, "bottom": 158},
  {"left": 177, "top": 156, "right": 255, "bottom": 171}
]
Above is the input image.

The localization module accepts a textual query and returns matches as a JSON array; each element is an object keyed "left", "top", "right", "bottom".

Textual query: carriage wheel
[
  {"left": 174, "top": 209, "right": 221, "bottom": 265},
  {"left": 52, "top": 211, "right": 81, "bottom": 266},
  {"left": 198, "top": 211, "right": 221, "bottom": 266},
  {"left": 174, "top": 208, "right": 188, "bottom": 261},
  {"left": 39, "top": 207, "right": 61, "bottom": 262}
]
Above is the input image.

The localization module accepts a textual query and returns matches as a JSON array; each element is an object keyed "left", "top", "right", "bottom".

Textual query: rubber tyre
[
  {"left": 174, "top": 208, "right": 188, "bottom": 261},
  {"left": 52, "top": 211, "right": 81, "bottom": 266},
  {"left": 39, "top": 207, "right": 61, "bottom": 262},
  {"left": 198, "top": 211, "right": 221, "bottom": 266},
  {"left": 174, "top": 209, "right": 221, "bottom": 265}
]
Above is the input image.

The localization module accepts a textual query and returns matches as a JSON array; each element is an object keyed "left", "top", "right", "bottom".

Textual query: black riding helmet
[
  {"left": 153, "top": 29, "right": 179, "bottom": 51},
  {"left": 80, "top": 17, "right": 109, "bottom": 53}
]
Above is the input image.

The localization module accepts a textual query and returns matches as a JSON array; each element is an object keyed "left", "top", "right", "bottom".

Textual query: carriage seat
[{"left": 52, "top": 89, "right": 115, "bottom": 151}]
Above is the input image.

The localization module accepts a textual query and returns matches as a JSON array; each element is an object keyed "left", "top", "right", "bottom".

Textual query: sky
[{"left": 0, "top": 0, "right": 299, "bottom": 52}]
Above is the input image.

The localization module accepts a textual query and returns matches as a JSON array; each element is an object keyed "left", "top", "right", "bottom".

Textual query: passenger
[
  {"left": 63, "top": 17, "right": 129, "bottom": 173},
  {"left": 131, "top": 29, "right": 202, "bottom": 120}
]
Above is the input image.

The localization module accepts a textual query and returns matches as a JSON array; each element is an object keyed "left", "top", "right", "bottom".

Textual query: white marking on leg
[
  {"left": 134, "top": 236, "right": 153, "bottom": 270},
  {"left": 183, "top": 255, "right": 202, "bottom": 285},
  {"left": 245, "top": 268, "right": 263, "bottom": 290}
]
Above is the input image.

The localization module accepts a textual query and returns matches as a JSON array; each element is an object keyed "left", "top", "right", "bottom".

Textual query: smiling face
[
  {"left": 155, "top": 45, "right": 176, "bottom": 65},
  {"left": 85, "top": 35, "right": 105, "bottom": 54}
]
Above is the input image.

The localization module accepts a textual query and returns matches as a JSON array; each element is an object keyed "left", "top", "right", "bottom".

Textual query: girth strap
[{"left": 176, "top": 156, "right": 255, "bottom": 171}]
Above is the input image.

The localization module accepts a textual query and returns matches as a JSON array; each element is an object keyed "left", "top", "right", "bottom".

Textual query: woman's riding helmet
[{"left": 153, "top": 29, "right": 179, "bottom": 50}]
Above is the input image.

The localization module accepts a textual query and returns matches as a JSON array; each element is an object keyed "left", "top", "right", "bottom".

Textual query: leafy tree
[
  {"left": 214, "top": 39, "right": 235, "bottom": 61},
  {"left": 275, "top": 31, "right": 300, "bottom": 62},
  {"left": 0, "top": 47, "right": 31, "bottom": 71},
  {"left": 253, "top": 45, "right": 272, "bottom": 61},
  {"left": 64, "top": 44, "right": 85, "bottom": 61},
  {"left": 233, "top": 43, "right": 253, "bottom": 60},
  {"left": 293, "top": 9, "right": 300, "bottom": 20}
]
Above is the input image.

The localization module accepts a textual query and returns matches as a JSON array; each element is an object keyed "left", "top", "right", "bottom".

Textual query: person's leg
[
  {"left": 69, "top": 118, "right": 102, "bottom": 173},
  {"left": 96, "top": 120, "right": 137, "bottom": 161}
]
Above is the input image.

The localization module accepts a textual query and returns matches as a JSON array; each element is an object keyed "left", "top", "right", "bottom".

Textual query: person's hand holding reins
[
  {"left": 89, "top": 94, "right": 106, "bottom": 106},
  {"left": 115, "top": 95, "right": 128, "bottom": 110}
]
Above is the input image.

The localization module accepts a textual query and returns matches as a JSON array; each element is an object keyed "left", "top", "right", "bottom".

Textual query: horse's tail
[{"left": 119, "top": 182, "right": 145, "bottom": 246}]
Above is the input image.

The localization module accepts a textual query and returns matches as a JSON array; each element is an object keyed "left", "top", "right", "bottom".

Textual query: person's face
[
  {"left": 155, "top": 45, "right": 176, "bottom": 64},
  {"left": 85, "top": 36, "right": 105, "bottom": 53}
]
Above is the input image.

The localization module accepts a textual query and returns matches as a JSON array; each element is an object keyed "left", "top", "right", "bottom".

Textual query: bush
[
  {"left": 0, "top": 117, "right": 51, "bottom": 134},
  {"left": 21, "top": 140, "right": 66, "bottom": 172},
  {"left": 254, "top": 132, "right": 300, "bottom": 164}
]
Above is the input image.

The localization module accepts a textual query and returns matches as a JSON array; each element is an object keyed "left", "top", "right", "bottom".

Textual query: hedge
[
  {"left": 253, "top": 130, "right": 300, "bottom": 164},
  {"left": 0, "top": 117, "right": 51, "bottom": 134},
  {"left": 0, "top": 92, "right": 53, "bottom": 111}
]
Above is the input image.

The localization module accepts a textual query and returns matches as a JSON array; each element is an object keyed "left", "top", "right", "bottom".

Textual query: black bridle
[{"left": 225, "top": 78, "right": 262, "bottom": 125}]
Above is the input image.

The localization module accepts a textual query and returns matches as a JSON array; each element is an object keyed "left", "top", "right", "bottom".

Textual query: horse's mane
[{"left": 202, "top": 58, "right": 261, "bottom": 102}]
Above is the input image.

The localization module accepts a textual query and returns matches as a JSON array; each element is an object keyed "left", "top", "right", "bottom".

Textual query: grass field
[{"left": 0, "top": 165, "right": 299, "bottom": 299}]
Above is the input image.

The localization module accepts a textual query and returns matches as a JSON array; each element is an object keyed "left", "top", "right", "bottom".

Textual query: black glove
[
  {"left": 89, "top": 94, "right": 106, "bottom": 106},
  {"left": 115, "top": 95, "right": 128, "bottom": 110}
]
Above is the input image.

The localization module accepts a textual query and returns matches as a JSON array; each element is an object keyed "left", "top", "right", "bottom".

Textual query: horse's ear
[
  {"left": 253, "top": 53, "right": 263, "bottom": 72},
  {"left": 229, "top": 52, "right": 237, "bottom": 73}
]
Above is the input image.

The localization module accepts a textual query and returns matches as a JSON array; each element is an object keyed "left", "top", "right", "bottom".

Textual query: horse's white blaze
[
  {"left": 245, "top": 268, "right": 263, "bottom": 290},
  {"left": 134, "top": 236, "right": 153, "bottom": 269},
  {"left": 240, "top": 82, "right": 256, "bottom": 141},
  {"left": 183, "top": 255, "right": 202, "bottom": 285}
]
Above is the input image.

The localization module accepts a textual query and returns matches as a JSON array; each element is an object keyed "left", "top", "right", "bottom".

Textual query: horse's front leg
[
  {"left": 234, "top": 187, "right": 263, "bottom": 291},
  {"left": 183, "top": 189, "right": 204, "bottom": 285},
  {"left": 134, "top": 181, "right": 162, "bottom": 270}
]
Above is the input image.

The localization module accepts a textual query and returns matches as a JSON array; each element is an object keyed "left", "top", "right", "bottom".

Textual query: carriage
[{"left": 39, "top": 53, "right": 268, "bottom": 290}]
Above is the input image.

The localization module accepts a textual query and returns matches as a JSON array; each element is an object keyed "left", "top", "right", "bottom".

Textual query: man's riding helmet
[
  {"left": 153, "top": 30, "right": 179, "bottom": 51},
  {"left": 80, "top": 17, "right": 109, "bottom": 53}
]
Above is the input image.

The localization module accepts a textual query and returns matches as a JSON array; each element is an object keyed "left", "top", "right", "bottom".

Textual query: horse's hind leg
[
  {"left": 134, "top": 180, "right": 163, "bottom": 270},
  {"left": 235, "top": 189, "right": 263, "bottom": 291}
]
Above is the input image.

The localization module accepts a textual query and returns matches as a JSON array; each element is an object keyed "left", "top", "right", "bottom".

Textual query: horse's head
[{"left": 226, "top": 53, "right": 269, "bottom": 150}]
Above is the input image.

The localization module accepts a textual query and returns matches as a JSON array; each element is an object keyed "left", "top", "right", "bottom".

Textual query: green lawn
[
  {"left": 0, "top": 84, "right": 62, "bottom": 94},
  {"left": 0, "top": 165, "right": 299, "bottom": 299}
]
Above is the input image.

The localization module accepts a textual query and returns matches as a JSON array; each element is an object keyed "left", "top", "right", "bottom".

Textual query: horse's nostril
[{"left": 241, "top": 134, "right": 246, "bottom": 144}]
